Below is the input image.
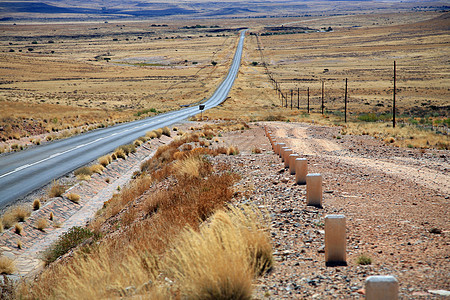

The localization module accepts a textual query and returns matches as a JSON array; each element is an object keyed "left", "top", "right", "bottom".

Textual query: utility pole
[
  {"left": 307, "top": 87, "right": 310, "bottom": 114},
  {"left": 290, "top": 89, "right": 293, "bottom": 110},
  {"left": 393, "top": 61, "right": 396, "bottom": 128},
  {"left": 344, "top": 78, "right": 348, "bottom": 123},
  {"left": 297, "top": 87, "right": 300, "bottom": 110},
  {"left": 321, "top": 80, "right": 324, "bottom": 115}
]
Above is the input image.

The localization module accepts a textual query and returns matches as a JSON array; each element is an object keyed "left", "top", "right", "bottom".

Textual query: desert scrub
[
  {"left": 90, "top": 164, "right": 105, "bottom": 174},
  {"left": 356, "top": 254, "right": 372, "bottom": 265},
  {"left": 74, "top": 166, "right": 93, "bottom": 177},
  {"left": 98, "top": 155, "right": 112, "bottom": 167},
  {"left": 36, "top": 218, "right": 49, "bottom": 231},
  {"left": 0, "top": 256, "right": 15, "bottom": 274},
  {"left": 67, "top": 193, "right": 81, "bottom": 204},
  {"left": 162, "top": 126, "right": 171, "bottom": 137},
  {"left": 251, "top": 146, "right": 262, "bottom": 154},
  {"left": 33, "top": 199, "right": 41, "bottom": 210},
  {"left": 227, "top": 145, "right": 240, "bottom": 155},
  {"left": 42, "top": 226, "right": 95, "bottom": 265},
  {"left": 1, "top": 205, "right": 31, "bottom": 228},
  {"left": 48, "top": 181, "right": 66, "bottom": 197},
  {"left": 15, "top": 223, "right": 23, "bottom": 235}
]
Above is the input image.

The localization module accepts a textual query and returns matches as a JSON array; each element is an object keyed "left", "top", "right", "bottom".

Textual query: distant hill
[{"left": 0, "top": 0, "right": 448, "bottom": 22}]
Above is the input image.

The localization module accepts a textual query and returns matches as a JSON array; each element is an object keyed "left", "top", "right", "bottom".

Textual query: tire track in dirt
[{"left": 267, "top": 122, "right": 449, "bottom": 195}]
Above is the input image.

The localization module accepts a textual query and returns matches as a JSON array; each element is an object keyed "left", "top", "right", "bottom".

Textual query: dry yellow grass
[
  {"left": 1, "top": 205, "right": 31, "bottom": 229},
  {"left": 33, "top": 199, "right": 41, "bottom": 211},
  {"left": 15, "top": 223, "right": 23, "bottom": 235},
  {"left": 67, "top": 193, "right": 81, "bottom": 204},
  {"left": 98, "top": 155, "right": 112, "bottom": 167},
  {"left": 0, "top": 256, "right": 15, "bottom": 275},
  {"left": 164, "top": 206, "right": 272, "bottom": 299},
  {"left": 48, "top": 181, "right": 66, "bottom": 197},
  {"left": 89, "top": 164, "right": 105, "bottom": 174},
  {"left": 36, "top": 218, "right": 49, "bottom": 231}
]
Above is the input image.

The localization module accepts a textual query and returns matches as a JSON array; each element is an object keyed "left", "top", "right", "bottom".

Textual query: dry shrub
[
  {"left": 111, "top": 153, "right": 117, "bottom": 160},
  {"left": 77, "top": 174, "right": 91, "bottom": 181},
  {"left": 2, "top": 205, "right": 32, "bottom": 228},
  {"left": 15, "top": 205, "right": 31, "bottom": 222},
  {"left": 90, "top": 164, "right": 105, "bottom": 174},
  {"left": 252, "top": 146, "right": 262, "bottom": 154},
  {"left": 49, "top": 212, "right": 54, "bottom": 221},
  {"left": 74, "top": 166, "right": 93, "bottom": 177},
  {"left": 154, "top": 129, "right": 163, "bottom": 138},
  {"left": 227, "top": 145, "right": 240, "bottom": 155},
  {"left": 2, "top": 211, "right": 17, "bottom": 229},
  {"left": 162, "top": 126, "right": 171, "bottom": 137},
  {"left": 67, "top": 193, "right": 81, "bottom": 204},
  {"left": 173, "top": 155, "right": 212, "bottom": 179},
  {"left": 134, "top": 139, "right": 143, "bottom": 147},
  {"left": 36, "top": 217, "right": 49, "bottom": 231},
  {"left": 33, "top": 199, "right": 41, "bottom": 210},
  {"left": 146, "top": 131, "right": 157, "bottom": 139},
  {"left": 115, "top": 148, "right": 126, "bottom": 159},
  {"left": 48, "top": 181, "right": 66, "bottom": 197},
  {"left": 0, "top": 257, "right": 15, "bottom": 275},
  {"left": 15, "top": 223, "right": 23, "bottom": 235},
  {"left": 0, "top": 221, "right": 3, "bottom": 233},
  {"left": 181, "top": 144, "right": 193, "bottom": 151},
  {"left": 98, "top": 155, "right": 112, "bottom": 167},
  {"left": 215, "top": 146, "right": 228, "bottom": 155},
  {"left": 385, "top": 137, "right": 395, "bottom": 144}
]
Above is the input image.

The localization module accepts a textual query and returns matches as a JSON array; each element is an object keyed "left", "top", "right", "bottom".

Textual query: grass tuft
[
  {"left": 0, "top": 257, "right": 15, "bottom": 275},
  {"left": 98, "top": 155, "right": 112, "bottom": 167},
  {"left": 36, "top": 218, "right": 49, "bottom": 231},
  {"left": 164, "top": 206, "right": 272, "bottom": 299},
  {"left": 33, "top": 199, "right": 41, "bottom": 211},
  {"left": 74, "top": 166, "right": 93, "bottom": 177},
  {"left": 67, "top": 193, "right": 81, "bottom": 204},
  {"left": 48, "top": 181, "right": 66, "bottom": 197},
  {"left": 356, "top": 254, "right": 372, "bottom": 265},
  {"left": 15, "top": 223, "right": 23, "bottom": 235},
  {"left": 162, "top": 126, "right": 171, "bottom": 137},
  {"left": 227, "top": 145, "right": 240, "bottom": 155},
  {"left": 90, "top": 164, "right": 105, "bottom": 174}
]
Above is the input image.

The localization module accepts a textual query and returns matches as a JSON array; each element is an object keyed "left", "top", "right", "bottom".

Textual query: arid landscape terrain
[{"left": 0, "top": 0, "right": 448, "bottom": 299}]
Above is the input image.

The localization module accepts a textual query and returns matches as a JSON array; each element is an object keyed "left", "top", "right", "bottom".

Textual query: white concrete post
[
  {"left": 289, "top": 154, "right": 299, "bottom": 175},
  {"left": 283, "top": 149, "right": 293, "bottom": 167},
  {"left": 277, "top": 143, "right": 285, "bottom": 156},
  {"left": 280, "top": 147, "right": 289, "bottom": 161},
  {"left": 365, "top": 276, "right": 399, "bottom": 300},
  {"left": 325, "top": 215, "right": 347, "bottom": 266},
  {"left": 295, "top": 158, "right": 307, "bottom": 185},
  {"left": 306, "top": 173, "right": 322, "bottom": 207}
]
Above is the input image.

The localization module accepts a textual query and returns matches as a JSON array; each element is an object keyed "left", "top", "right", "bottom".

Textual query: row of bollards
[{"left": 264, "top": 126, "right": 399, "bottom": 299}]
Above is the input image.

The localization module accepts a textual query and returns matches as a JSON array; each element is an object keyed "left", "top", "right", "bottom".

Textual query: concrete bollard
[
  {"left": 295, "top": 158, "right": 307, "bottom": 185},
  {"left": 365, "top": 276, "right": 399, "bottom": 300},
  {"left": 306, "top": 173, "right": 322, "bottom": 207},
  {"left": 289, "top": 154, "right": 299, "bottom": 175},
  {"left": 280, "top": 147, "right": 289, "bottom": 161},
  {"left": 325, "top": 215, "right": 347, "bottom": 266},
  {"left": 276, "top": 143, "right": 285, "bottom": 156},
  {"left": 283, "top": 149, "right": 293, "bottom": 167}
]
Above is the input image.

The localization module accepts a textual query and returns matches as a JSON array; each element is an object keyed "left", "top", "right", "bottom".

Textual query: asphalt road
[{"left": 0, "top": 30, "right": 247, "bottom": 209}]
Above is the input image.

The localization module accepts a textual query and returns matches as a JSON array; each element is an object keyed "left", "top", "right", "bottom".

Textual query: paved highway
[{"left": 0, "top": 30, "right": 247, "bottom": 209}]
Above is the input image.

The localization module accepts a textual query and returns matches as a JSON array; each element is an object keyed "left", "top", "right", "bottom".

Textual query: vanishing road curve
[{"left": 0, "top": 30, "right": 247, "bottom": 209}]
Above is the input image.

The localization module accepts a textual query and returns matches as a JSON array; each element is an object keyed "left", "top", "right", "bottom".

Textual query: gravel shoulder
[{"left": 218, "top": 122, "right": 449, "bottom": 299}]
